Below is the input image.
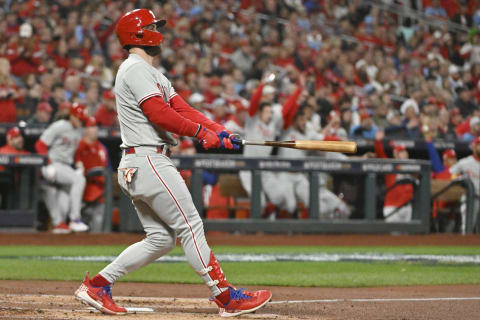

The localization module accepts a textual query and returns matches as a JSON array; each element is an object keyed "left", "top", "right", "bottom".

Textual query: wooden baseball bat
[{"left": 237, "top": 139, "right": 357, "bottom": 154}]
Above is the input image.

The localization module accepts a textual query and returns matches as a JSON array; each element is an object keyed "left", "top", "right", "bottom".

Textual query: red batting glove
[{"left": 196, "top": 126, "right": 221, "bottom": 149}]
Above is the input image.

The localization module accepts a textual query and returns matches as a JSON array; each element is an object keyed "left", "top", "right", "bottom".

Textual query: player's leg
[
  {"left": 145, "top": 155, "right": 271, "bottom": 316},
  {"left": 41, "top": 184, "right": 70, "bottom": 233},
  {"left": 75, "top": 198, "right": 176, "bottom": 315},
  {"left": 53, "top": 163, "right": 88, "bottom": 231}
]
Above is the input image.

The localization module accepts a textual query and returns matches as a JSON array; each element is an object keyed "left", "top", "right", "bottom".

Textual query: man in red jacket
[
  {"left": 6, "top": 23, "right": 42, "bottom": 77},
  {"left": 74, "top": 117, "right": 109, "bottom": 232},
  {"left": 375, "top": 131, "right": 413, "bottom": 222}
]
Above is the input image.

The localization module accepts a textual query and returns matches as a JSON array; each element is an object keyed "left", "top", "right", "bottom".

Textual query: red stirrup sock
[{"left": 90, "top": 274, "right": 110, "bottom": 287}]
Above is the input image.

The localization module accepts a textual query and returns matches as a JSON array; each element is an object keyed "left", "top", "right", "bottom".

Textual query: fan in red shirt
[
  {"left": 0, "top": 58, "right": 22, "bottom": 123},
  {"left": 94, "top": 90, "right": 117, "bottom": 127},
  {"left": 375, "top": 130, "right": 414, "bottom": 222},
  {"left": 6, "top": 23, "right": 42, "bottom": 77},
  {"left": 74, "top": 118, "right": 108, "bottom": 232}
]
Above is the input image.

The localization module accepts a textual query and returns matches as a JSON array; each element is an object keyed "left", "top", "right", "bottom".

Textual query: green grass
[
  {"left": 1, "top": 245, "right": 480, "bottom": 257},
  {"left": 0, "top": 259, "right": 479, "bottom": 287},
  {"left": 0, "top": 245, "right": 479, "bottom": 287}
]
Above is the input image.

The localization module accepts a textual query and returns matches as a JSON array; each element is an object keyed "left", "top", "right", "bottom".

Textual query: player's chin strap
[{"left": 196, "top": 251, "right": 231, "bottom": 289}]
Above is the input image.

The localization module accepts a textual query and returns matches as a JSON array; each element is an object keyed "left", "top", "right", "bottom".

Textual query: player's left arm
[{"left": 169, "top": 94, "right": 224, "bottom": 133}]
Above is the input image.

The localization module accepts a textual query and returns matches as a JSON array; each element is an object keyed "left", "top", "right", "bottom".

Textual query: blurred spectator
[
  {"left": 350, "top": 113, "right": 378, "bottom": 139},
  {"left": 454, "top": 86, "right": 477, "bottom": 118},
  {"left": 94, "top": 90, "right": 117, "bottom": 127},
  {"left": 461, "top": 116, "right": 480, "bottom": 142},
  {"left": 74, "top": 118, "right": 108, "bottom": 232},
  {"left": 0, "top": 127, "right": 29, "bottom": 155},
  {"left": 6, "top": 23, "right": 42, "bottom": 77},
  {"left": 27, "top": 102, "right": 53, "bottom": 125},
  {"left": 55, "top": 101, "right": 72, "bottom": 121},
  {"left": 425, "top": 0, "right": 448, "bottom": 19},
  {"left": 375, "top": 130, "right": 413, "bottom": 222},
  {"left": 0, "top": 58, "right": 21, "bottom": 123}
]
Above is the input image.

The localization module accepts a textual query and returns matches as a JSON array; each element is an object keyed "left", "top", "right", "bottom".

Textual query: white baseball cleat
[{"left": 69, "top": 220, "right": 89, "bottom": 232}]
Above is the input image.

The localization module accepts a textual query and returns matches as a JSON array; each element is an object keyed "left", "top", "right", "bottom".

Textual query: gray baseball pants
[{"left": 99, "top": 147, "right": 222, "bottom": 296}]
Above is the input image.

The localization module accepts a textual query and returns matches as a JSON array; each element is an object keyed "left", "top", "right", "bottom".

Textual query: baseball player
[
  {"left": 74, "top": 9, "right": 271, "bottom": 317},
  {"left": 277, "top": 106, "right": 351, "bottom": 218},
  {"left": 449, "top": 136, "right": 480, "bottom": 234},
  {"left": 239, "top": 78, "right": 303, "bottom": 215},
  {"left": 35, "top": 103, "right": 90, "bottom": 233},
  {"left": 74, "top": 117, "right": 109, "bottom": 232}
]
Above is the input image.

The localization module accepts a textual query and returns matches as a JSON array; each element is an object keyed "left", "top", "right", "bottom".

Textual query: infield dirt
[{"left": 0, "top": 233, "right": 479, "bottom": 319}]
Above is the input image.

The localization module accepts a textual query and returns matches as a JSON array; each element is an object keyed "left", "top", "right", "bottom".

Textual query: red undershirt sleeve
[
  {"left": 248, "top": 83, "right": 265, "bottom": 117},
  {"left": 141, "top": 96, "right": 201, "bottom": 137},
  {"left": 282, "top": 87, "right": 302, "bottom": 130},
  {"left": 35, "top": 139, "right": 48, "bottom": 155},
  {"left": 169, "top": 95, "right": 223, "bottom": 133}
]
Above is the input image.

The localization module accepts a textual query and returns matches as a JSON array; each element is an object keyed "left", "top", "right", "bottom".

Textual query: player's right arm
[{"left": 248, "top": 83, "right": 265, "bottom": 117}]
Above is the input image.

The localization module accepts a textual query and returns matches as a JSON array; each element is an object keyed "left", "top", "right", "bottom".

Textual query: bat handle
[{"left": 229, "top": 134, "right": 244, "bottom": 145}]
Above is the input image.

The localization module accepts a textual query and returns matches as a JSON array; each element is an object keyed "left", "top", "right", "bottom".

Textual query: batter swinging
[{"left": 74, "top": 9, "right": 271, "bottom": 317}]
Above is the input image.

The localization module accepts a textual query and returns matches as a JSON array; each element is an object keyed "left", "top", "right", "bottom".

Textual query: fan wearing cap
[
  {"left": 460, "top": 116, "right": 480, "bottom": 142},
  {"left": 94, "top": 90, "right": 118, "bottom": 127},
  {"left": 375, "top": 131, "right": 414, "bottom": 222},
  {"left": 6, "top": 23, "right": 42, "bottom": 77},
  {"left": 74, "top": 117, "right": 109, "bottom": 232},
  {"left": 27, "top": 102, "right": 53, "bottom": 125},
  {"left": 34, "top": 103, "right": 90, "bottom": 234},
  {"left": 0, "top": 127, "right": 30, "bottom": 156},
  {"left": 449, "top": 136, "right": 480, "bottom": 233},
  {"left": 350, "top": 112, "right": 378, "bottom": 139}
]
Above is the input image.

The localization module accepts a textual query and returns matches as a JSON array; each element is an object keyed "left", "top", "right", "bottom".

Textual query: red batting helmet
[
  {"left": 115, "top": 9, "right": 166, "bottom": 47},
  {"left": 70, "top": 103, "right": 89, "bottom": 124}
]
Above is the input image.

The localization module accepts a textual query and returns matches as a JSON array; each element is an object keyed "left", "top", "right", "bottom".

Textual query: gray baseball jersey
[
  {"left": 450, "top": 155, "right": 480, "bottom": 195},
  {"left": 114, "top": 53, "right": 177, "bottom": 148},
  {"left": 39, "top": 119, "right": 82, "bottom": 164},
  {"left": 98, "top": 52, "right": 226, "bottom": 299},
  {"left": 243, "top": 109, "right": 283, "bottom": 157}
]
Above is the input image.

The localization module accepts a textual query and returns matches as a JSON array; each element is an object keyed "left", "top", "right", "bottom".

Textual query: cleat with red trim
[
  {"left": 74, "top": 272, "right": 126, "bottom": 315},
  {"left": 211, "top": 286, "right": 272, "bottom": 317},
  {"left": 51, "top": 222, "right": 72, "bottom": 234}
]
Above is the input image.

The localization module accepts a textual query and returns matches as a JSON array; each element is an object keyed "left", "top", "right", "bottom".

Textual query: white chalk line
[
  {"left": 9, "top": 253, "right": 480, "bottom": 264},
  {"left": 3, "top": 293, "right": 480, "bottom": 306},
  {"left": 269, "top": 297, "right": 480, "bottom": 304}
]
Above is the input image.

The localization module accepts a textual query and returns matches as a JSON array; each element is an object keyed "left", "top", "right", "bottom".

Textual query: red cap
[
  {"left": 472, "top": 136, "right": 480, "bottom": 146},
  {"left": 360, "top": 112, "right": 371, "bottom": 121},
  {"left": 442, "top": 149, "right": 456, "bottom": 160},
  {"left": 37, "top": 102, "right": 52, "bottom": 112},
  {"left": 59, "top": 101, "right": 72, "bottom": 110},
  {"left": 209, "top": 77, "right": 221, "bottom": 87},
  {"left": 70, "top": 103, "right": 89, "bottom": 123},
  {"left": 6, "top": 127, "right": 21, "bottom": 139},
  {"left": 393, "top": 144, "right": 407, "bottom": 153},
  {"left": 85, "top": 117, "right": 97, "bottom": 127},
  {"left": 102, "top": 90, "right": 115, "bottom": 100},
  {"left": 180, "top": 139, "right": 194, "bottom": 150}
]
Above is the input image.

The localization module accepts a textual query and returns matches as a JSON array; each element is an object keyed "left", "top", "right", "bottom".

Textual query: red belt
[{"left": 124, "top": 146, "right": 171, "bottom": 157}]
